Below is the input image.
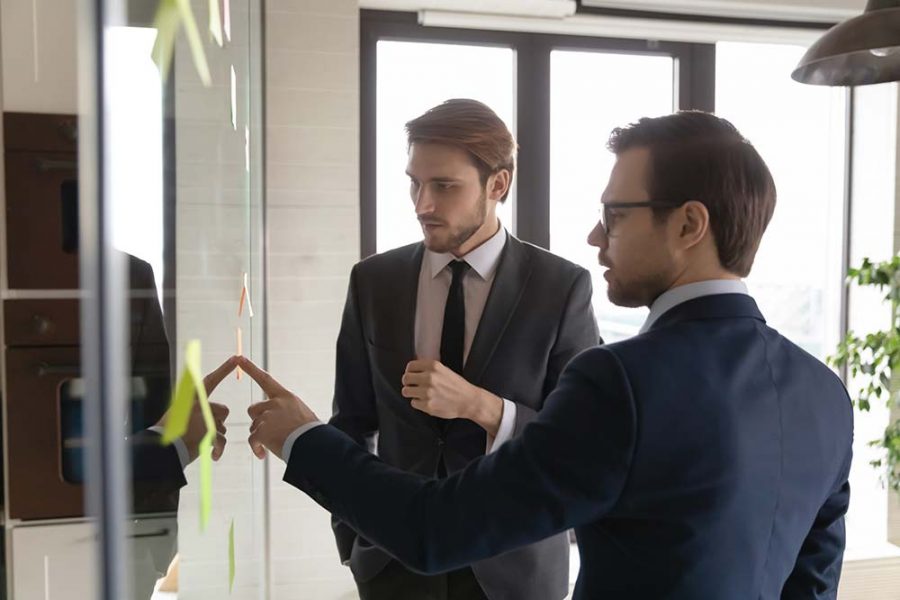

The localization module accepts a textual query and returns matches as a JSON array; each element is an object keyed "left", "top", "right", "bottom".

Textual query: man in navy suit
[{"left": 242, "top": 111, "right": 853, "bottom": 599}]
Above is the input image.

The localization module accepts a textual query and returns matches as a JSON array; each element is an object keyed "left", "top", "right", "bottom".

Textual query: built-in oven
[{"left": 4, "top": 289, "right": 171, "bottom": 520}]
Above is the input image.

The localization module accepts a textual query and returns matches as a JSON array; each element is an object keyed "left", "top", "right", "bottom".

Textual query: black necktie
[{"left": 440, "top": 260, "right": 470, "bottom": 375}]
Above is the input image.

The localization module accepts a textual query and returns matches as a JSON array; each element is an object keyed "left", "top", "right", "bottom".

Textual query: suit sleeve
[
  {"left": 130, "top": 430, "right": 187, "bottom": 514},
  {"left": 285, "top": 347, "right": 635, "bottom": 575},
  {"left": 513, "top": 268, "right": 601, "bottom": 435},
  {"left": 780, "top": 449, "right": 851, "bottom": 599},
  {"left": 326, "top": 265, "right": 380, "bottom": 564}
]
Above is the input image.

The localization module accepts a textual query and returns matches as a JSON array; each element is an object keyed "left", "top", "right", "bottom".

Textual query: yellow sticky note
[
  {"left": 184, "top": 341, "right": 216, "bottom": 531},
  {"left": 161, "top": 369, "right": 195, "bottom": 444},
  {"left": 228, "top": 518, "right": 235, "bottom": 592},
  {"left": 209, "top": 0, "right": 224, "bottom": 47},
  {"left": 177, "top": 0, "right": 211, "bottom": 85},
  {"left": 152, "top": 0, "right": 211, "bottom": 86},
  {"left": 151, "top": 0, "right": 180, "bottom": 83},
  {"left": 161, "top": 340, "right": 215, "bottom": 531}
]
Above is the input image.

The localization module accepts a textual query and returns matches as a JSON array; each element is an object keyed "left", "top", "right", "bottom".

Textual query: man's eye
[{"left": 436, "top": 182, "right": 453, "bottom": 191}]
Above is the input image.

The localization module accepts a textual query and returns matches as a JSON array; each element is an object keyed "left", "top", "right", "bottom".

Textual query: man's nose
[
  {"left": 413, "top": 186, "right": 434, "bottom": 216},
  {"left": 587, "top": 219, "right": 607, "bottom": 248}
]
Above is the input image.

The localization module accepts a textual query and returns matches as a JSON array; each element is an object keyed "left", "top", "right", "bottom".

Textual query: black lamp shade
[{"left": 792, "top": 0, "right": 900, "bottom": 86}]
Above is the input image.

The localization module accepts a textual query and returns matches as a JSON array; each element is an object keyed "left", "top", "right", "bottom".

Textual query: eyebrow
[{"left": 405, "top": 172, "right": 461, "bottom": 183}]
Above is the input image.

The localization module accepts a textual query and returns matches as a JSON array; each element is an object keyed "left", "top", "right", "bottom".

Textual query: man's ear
[
  {"left": 488, "top": 169, "right": 511, "bottom": 202},
  {"left": 678, "top": 200, "right": 710, "bottom": 250}
]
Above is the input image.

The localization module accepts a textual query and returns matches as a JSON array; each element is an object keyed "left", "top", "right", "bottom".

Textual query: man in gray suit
[{"left": 328, "top": 98, "right": 600, "bottom": 599}]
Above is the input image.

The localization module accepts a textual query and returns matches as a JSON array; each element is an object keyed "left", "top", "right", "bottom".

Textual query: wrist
[{"left": 470, "top": 388, "right": 503, "bottom": 437}]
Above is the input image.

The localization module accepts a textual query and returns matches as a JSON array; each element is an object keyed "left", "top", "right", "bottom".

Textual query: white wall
[{"left": 264, "top": 1, "right": 360, "bottom": 598}]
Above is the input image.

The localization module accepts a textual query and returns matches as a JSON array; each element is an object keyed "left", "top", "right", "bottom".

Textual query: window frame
[{"left": 359, "top": 8, "right": 715, "bottom": 257}]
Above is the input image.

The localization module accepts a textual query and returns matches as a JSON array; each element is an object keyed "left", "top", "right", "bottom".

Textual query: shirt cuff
[
  {"left": 486, "top": 399, "right": 516, "bottom": 454},
  {"left": 282, "top": 421, "right": 325, "bottom": 462},
  {"left": 148, "top": 425, "right": 189, "bottom": 469}
]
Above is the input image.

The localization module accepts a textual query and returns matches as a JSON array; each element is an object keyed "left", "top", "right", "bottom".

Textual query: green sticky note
[{"left": 228, "top": 518, "right": 235, "bottom": 592}]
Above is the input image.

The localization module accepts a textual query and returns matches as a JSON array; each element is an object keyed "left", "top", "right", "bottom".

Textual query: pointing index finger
[{"left": 239, "top": 357, "right": 286, "bottom": 397}]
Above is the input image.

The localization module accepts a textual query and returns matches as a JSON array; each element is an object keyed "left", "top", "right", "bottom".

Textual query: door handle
[{"left": 35, "top": 158, "right": 77, "bottom": 172}]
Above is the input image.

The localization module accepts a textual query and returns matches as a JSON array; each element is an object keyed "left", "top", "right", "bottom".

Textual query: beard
[
  {"left": 423, "top": 191, "right": 487, "bottom": 254},
  {"left": 605, "top": 260, "right": 673, "bottom": 309}
]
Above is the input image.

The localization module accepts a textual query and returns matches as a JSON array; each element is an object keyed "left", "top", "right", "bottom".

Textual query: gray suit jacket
[{"left": 328, "top": 234, "right": 600, "bottom": 600}]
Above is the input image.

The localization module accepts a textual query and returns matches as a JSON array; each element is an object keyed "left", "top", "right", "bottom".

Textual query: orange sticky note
[{"left": 238, "top": 272, "right": 254, "bottom": 318}]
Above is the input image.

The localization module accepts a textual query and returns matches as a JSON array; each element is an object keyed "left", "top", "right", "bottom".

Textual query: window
[
  {"left": 715, "top": 41, "right": 847, "bottom": 361},
  {"left": 375, "top": 40, "right": 515, "bottom": 253},
  {"left": 549, "top": 49, "right": 675, "bottom": 341},
  {"left": 360, "top": 8, "right": 900, "bottom": 591}
]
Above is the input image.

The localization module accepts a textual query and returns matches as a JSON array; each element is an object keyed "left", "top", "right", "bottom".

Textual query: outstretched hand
[{"left": 241, "top": 356, "right": 319, "bottom": 461}]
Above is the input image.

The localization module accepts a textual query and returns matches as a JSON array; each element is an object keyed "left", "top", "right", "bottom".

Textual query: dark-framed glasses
[{"left": 599, "top": 200, "right": 686, "bottom": 236}]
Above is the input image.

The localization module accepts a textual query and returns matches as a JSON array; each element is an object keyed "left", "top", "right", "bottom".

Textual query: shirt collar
[
  {"left": 639, "top": 279, "right": 749, "bottom": 334},
  {"left": 426, "top": 223, "right": 507, "bottom": 280}
]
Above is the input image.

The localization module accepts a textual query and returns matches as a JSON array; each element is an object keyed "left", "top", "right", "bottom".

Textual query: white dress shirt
[
  {"left": 282, "top": 223, "right": 518, "bottom": 460},
  {"left": 639, "top": 279, "right": 750, "bottom": 334},
  {"left": 415, "top": 223, "right": 517, "bottom": 453}
]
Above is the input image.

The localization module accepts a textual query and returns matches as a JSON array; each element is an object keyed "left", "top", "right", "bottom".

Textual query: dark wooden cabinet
[{"left": 4, "top": 113, "right": 79, "bottom": 289}]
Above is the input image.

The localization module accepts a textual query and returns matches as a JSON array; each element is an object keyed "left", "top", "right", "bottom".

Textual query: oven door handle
[
  {"left": 37, "top": 362, "right": 80, "bottom": 376},
  {"left": 129, "top": 528, "right": 172, "bottom": 539},
  {"left": 37, "top": 363, "right": 170, "bottom": 377},
  {"left": 35, "top": 157, "right": 77, "bottom": 172}
]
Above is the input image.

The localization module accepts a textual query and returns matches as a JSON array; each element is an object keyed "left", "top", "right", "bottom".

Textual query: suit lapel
[
  {"left": 463, "top": 235, "right": 532, "bottom": 385},
  {"left": 397, "top": 243, "right": 423, "bottom": 359}
]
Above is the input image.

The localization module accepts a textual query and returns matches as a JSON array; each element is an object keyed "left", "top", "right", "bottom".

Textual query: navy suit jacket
[{"left": 284, "top": 293, "right": 853, "bottom": 599}]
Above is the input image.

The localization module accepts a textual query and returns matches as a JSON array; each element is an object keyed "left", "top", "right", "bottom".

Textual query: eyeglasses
[{"left": 599, "top": 200, "right": 686, "bottom": 236}]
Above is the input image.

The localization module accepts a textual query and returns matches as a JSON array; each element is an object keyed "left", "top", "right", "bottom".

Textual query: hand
[
  {"left": 240, "top": 356, "right": 319, "bottom": 461},
  {"left": 155, "top": 355, "right": 235, "bottom": 463},
  {"left": 401, "top": 360, "right": 503, "bottom": 437}
]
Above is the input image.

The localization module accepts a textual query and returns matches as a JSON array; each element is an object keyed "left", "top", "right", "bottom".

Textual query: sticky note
[
  {"left": 160, "top": 340, "right": 215, "bottom": 531},
  {"left": 239, "top": 272, "right": 254, "bottom": 318},
  {"left": 230, "top": 65, "right": 237, "bottom": 131},
  {"left": 150, "top": 0, "right": 180, "bottom": 83},
  {"left": 228, "top": 518, "right": 235, "bottom": 592},
  {"left": 151, "top": 0, "right": 211, "bottom": 86},
  {"left": 224, "top": 0, "right": 231, "bottom": 42},
  {"left": 209, "top": 0, "right": 224, "bottom": 47}
]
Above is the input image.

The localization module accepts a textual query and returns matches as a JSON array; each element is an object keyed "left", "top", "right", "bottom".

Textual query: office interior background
[{"left": 0, "top": 0, "right": 897, "bottom": 598}]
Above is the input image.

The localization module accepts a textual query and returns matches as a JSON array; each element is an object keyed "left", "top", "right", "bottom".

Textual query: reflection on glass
[
  {"left": 376, "top": 41, "right": 516, "bottom": 253},
  {"left": 107, "top": 26, "right": 165, "bottom": 302},
  {"left": 549, "top": 49, "right": 674, "bottom": 342},
  {"left": 102, "top": 5, "right": 266, "bottom": 597}
]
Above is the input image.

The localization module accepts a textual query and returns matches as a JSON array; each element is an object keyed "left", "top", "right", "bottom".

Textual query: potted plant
[{"left": 829, "top": 256, "right": 900, "bottom": 491}]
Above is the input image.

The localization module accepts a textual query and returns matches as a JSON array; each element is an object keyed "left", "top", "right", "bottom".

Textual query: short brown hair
[
  {"left": 405, "top": 99, "right": 517, "bottom": 202},
  {"left": 607, "top": 111, "right": 776, "bottom": 277}
]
